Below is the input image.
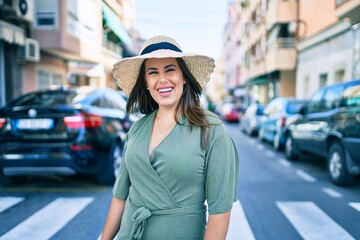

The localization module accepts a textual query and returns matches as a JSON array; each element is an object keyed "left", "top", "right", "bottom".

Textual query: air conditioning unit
[
  {"left": 18, "top": 0, "right": 34, "bottom": 22},
  {"left": 3, "top": 0, "right": 34, "bottom": 22},
  {"left": 20, "top": 38, "right": 40, "bottom": 62}
]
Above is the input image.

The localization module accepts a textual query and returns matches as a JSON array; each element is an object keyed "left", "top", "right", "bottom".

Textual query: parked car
[
  {"left": 117, "top": 90, "right": 142, "bottom": 127},
  {"left": 0, "top": 86, "right": 130, "bottom": 184},
  {"left": 219, "top": 102, "right": 243, "bottom": 122},
  {"left": 285, "top": 80, "right": 360, "bottom": 185},
  {"left": 240, "top": 103, "right": 265, "bottom": 136},
  {"left": 258, "top": 97, "right": 305, "bottom": 150}
]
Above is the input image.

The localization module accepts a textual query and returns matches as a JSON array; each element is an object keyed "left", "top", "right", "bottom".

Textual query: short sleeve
[
  {"left": 112, "top": 137, "right": 131, "bottom": 200},
  {"left": 205, "top": 123, "right": 239, "bottom": 215}
]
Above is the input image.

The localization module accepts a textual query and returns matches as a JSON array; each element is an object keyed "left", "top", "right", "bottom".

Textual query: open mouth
[{"left": 158, "top": 87, "right": 174, "bottom": 96}]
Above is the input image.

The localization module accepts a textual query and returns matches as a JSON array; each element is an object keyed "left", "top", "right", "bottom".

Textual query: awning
[
  {"left": 102, "top": 3, "right": 133, "bottom": 47},
  {"left": 246, "top": 77, "right": 268, "bottom": 86},
  {"left": 0, "top": 20, "right": 25, "bottom": 46}
]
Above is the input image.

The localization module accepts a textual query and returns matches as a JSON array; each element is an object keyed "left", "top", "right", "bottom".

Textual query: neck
[{"left": 156, "top": 106, "right": 179, "bottom": 121}]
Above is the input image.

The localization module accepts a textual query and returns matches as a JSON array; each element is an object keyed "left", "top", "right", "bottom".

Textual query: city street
[{"left": 0, "top": 123, "right": 359, "bottom": 240}]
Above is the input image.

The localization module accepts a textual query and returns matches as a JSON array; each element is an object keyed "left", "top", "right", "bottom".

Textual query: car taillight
[
  {"left": 280, "top": 116, "right": 286, "bottom": 128},
  {"left": 64, "top": 113, "right": 103, "bottom": 129},
  {"left": 0, "top": 118, "right": 6, "bottom": 128}
]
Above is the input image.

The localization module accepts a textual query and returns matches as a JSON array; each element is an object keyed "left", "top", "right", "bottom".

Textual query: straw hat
[{"left": 113, "top": 35, "right": 215, "bottom": 96}]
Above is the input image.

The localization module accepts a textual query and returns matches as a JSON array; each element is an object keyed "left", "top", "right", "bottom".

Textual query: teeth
[{"left": 159, "top": 88, "right": 172, "bottom": 93}]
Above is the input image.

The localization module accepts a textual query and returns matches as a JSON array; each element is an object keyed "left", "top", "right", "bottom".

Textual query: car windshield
[
  {"left": 341, "top": 84, "right": 360, "bottom": 107},
  {"left": 286, "top": 100, "right": 305, "bottom": 114},
  {"left": 7, "top": 91, "right": 80, "bottom": 107}
]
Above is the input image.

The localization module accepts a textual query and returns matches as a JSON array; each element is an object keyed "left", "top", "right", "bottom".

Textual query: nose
[{"left": 159, "top": 78, "right": 168, "bottom": 84}]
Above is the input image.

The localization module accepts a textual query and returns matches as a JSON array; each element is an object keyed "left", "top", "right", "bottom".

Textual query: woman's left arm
[{"left": 204, "top": 211, "right": 231, "bottom": 240}]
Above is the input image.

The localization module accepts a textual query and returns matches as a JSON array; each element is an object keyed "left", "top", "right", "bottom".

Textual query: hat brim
[{"left": 112, "top": 49, "right": 215, "bottom": 96}]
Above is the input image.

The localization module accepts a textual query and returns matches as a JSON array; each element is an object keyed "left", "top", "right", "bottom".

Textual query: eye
[
  {"left": 148, "top": 71, "right": 158, "bottom": 75},
  {"left": 166, "top": 68, "right": 175, "bottom": 73}
]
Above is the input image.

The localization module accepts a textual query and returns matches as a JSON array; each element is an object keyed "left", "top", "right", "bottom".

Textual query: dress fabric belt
[{"left": 129, "top": 198, "right": 205, "bottom": 239}]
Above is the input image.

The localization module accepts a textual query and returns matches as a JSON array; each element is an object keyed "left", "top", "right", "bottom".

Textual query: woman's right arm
[{"left": 101, "top": 197, "right": 126, "bottom": 240}]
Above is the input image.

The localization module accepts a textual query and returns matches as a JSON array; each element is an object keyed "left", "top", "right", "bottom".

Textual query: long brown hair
[{"left": 126, "top": 58, "right": 214, "bottom": 149}]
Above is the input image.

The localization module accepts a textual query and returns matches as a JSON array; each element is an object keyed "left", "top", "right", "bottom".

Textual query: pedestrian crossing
[{"left": 0, "top": 196, "right": 359, "bottom": 240}]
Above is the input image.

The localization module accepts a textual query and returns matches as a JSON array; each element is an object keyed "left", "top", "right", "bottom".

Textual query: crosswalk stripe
[
  {"left": 322, "top": 187, "right": 342, "bottom": 198},
  {"left": 349, "top": 202, "right": 360, "bottom": 212},
  {"left": 277, "top": 158, "right": 291, "bottom": 168},
  {"left": 227, "top": 200, "right": 255, "bottom": 240},
  {"left": 0, "top": 197, "right": 93, "bottom": 240},
  {"left": 277, "top": 201, "right": 355, "bottom": 240},
  {"left": 296, "top": 169, "right": 316, "bottom": 182},
  {"left": 0, "top": 197, "right": 24, "bottom": 213}
]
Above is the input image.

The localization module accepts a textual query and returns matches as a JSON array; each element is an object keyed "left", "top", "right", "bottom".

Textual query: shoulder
[
  {"left": 127, "top": 111, "right": 154, "bottom": 137},
  {"left": 204, "top": 111, "right": 229, "bottom": 139},
  {"left": 204, "top": 110, "right": 223, "bottom": 125}
]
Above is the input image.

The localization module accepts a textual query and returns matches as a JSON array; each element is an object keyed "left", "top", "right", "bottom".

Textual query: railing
[
  {"left": 276, "top": 38, "right": 296, "bottom": 48},
  {"left": 103, "top": 36, "right": 123, "bottom": 57}
]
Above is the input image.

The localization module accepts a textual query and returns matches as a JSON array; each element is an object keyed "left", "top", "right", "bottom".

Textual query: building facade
[
  {"left": 0, "top": 0, "right": 137, "bottom": 107},
  {"left": 236, "top": 0, "right": 299, "bottom": 105},
  {"left": 296, "top": 0, "right": 360, "bottom": 98}
]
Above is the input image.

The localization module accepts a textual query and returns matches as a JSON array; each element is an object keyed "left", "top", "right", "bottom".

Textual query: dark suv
[
  {"left": 285, "top": 80, "right": 360, "bottom": 185},
  {"left": 0, "top": 87, "right": 130, "bottom": 184}
]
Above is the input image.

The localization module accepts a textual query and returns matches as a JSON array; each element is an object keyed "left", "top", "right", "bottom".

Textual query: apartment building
[
  {"left": 0, "top": 0, "right": 136, "bottom": 106},
  {"left": 238, "top": 0, "right": 298, "bottom": 104},
  {"left": 296, "top": 0, "right": 360, "bottom": 98}
]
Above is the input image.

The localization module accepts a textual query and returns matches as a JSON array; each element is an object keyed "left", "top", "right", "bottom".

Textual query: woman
[{"left": 101, "top": 35, "right": 239, "bottom": 240}]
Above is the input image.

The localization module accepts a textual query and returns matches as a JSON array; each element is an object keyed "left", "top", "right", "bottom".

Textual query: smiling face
[{"left": 144, "top": 58, "right": 186, "bottom": 110}]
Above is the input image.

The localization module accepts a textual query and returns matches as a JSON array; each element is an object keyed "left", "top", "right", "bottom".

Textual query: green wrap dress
[{"left": 113, "top": 110, "right": 239, "bottom": 240}]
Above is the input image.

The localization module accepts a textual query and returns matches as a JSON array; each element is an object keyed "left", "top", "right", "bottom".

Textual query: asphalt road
[{"left": 0, "top": 122, "right": 359, "bottom": 240}]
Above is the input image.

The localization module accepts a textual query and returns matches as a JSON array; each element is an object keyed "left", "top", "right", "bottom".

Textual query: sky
[{"left": 134, "top": 0, "right": 230, "bottom": 60}]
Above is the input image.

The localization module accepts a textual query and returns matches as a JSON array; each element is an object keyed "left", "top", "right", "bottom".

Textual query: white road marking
[
  {"left": 227, "top": 200, "right": 255, "bottom": 240},
  {"left": 277, "top": 201, "right": 355, "bottom": 240},
  {"left": 0, "top": 197, "right": 93, "bottom": 240},
  {"left": 278, "top": 158, "right": 292, "bottom": 168},
  {"left": 322, "top": 188, "right": 342, "bottom": 198},
  {"left": 296, "top": 169, "right": 316, "bottom": 182},
  {"left": 248, "top": 139, "right": 256, "bottom": 145},
  {"left": 0, "top": 197, "right": 25, "bottom": 213},
  {"left": 256, "top": 144, "right": 265, "bottom": 151},
  {"left": 265, "top": 150, "right": 275, "bottom": 158},
  {"left": 349, "top": 202, "right": 360, "bottom": 213}
]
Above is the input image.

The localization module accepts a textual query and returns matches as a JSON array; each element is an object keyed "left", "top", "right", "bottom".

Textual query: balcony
[
  {"left": 265, "top": 38, "right": 297, "bottom": 73},
  {"left": 266, "top": 0, "right": 298, "bottom": 29},
  {"left": 336, "top": 0, "right": 360, "bottom": 24}
]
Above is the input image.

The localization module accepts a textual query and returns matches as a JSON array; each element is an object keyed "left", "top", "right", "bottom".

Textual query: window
[
  {"left": 319, "top": 73, "right": 328, "bottom": 87},
  {"left": 35, "top": 0, "right": 58, "bottom": 28},
  {"left": 37, "top": 70, "right": 63, "bottom": 90},
  {"left": 303, "top": 76, "right": 309, "bottom": 98},
  {"left": 341, "top": 83, "right": 360, "bottom": 107},
  {"left": 323, "top": 85, "right": 343, "bottom": 111},
  {"left": 335, "top": 70, "right": 345, "bottom": 83},
  {"left": 306, "top": 88, "right": 325, "bottom": 114}
]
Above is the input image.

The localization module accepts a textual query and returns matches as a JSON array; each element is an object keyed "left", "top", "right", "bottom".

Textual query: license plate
[{"left": 16, "top": 118, "right": 54, "bottom": 130}]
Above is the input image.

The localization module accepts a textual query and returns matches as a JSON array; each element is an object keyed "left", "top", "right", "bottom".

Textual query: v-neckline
[{"left": 148, "top": 110, "right": 177, "bottom": 160}]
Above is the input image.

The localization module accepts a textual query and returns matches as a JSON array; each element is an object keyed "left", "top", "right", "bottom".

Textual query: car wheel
[
  {"left": 273, "top": 132, "right": 282, "bottom": 151},
  {"left": 285, "top": 135, "right": 298, "bottom": 160},
  {"left": 327, "top": 142, "right": 354, "bottom": 186},
  {"left": 96, "top": 141, "right": 123, "bottom": 185}
]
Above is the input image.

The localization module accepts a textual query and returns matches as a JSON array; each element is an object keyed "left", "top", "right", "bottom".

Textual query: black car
[
  {"left": 0, "top": 86, "right": 130, "bottom": 184},
  {"left": 285, "top": 80, "right": 360, "bottom": 185}
]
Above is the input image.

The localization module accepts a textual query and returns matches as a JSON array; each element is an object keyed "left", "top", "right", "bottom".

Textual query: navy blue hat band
[{"left": 140, "top": 42, "right": 182, "bottom": 55}]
